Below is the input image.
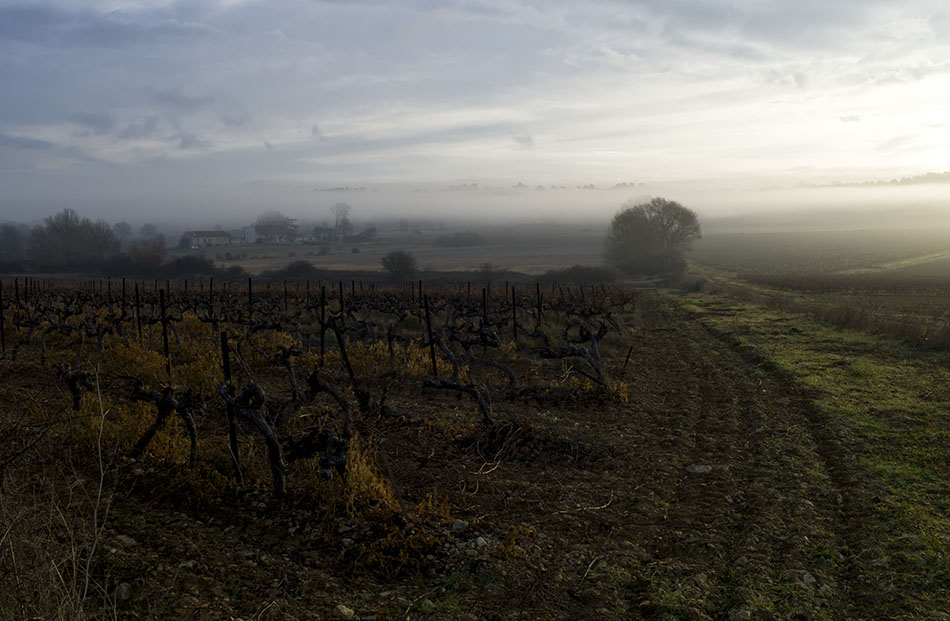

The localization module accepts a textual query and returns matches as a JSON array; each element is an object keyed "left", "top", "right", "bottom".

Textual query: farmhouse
[{"left": 183, "top": 230, "right": 230, "bottom": 246}]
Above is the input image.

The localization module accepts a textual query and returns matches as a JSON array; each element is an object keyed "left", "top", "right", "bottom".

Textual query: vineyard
[
  {"left": 2, "top": 274, "right": 947, "bottom": 619},
  {"left": 0, "top": 277, "right": 637, "bottom": 476},
  {"left": 1, "top": 276, "right": 641, "bottom": 618}
]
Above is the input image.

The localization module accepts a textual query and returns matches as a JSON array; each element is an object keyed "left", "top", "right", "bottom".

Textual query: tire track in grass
[
  {"left": 619, "top": 296, "right": 852, "bottom": 618},
  {"left": 677, "top": 291, "right": 948, "bottom": 618}
]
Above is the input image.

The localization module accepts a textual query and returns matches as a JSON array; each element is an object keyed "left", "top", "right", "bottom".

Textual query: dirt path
[{"left": 377, "top": 293, "right": 875, "bottom": 619}]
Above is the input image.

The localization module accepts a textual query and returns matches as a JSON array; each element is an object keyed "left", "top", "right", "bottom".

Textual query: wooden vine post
[
  {"left": 424, "top": 294, "right": 438, "bottom": 377},
  {"left": 134, "top": 282, "right": 143, "bottom": 342},
  {"left": 247, "top": 277, "right": 253, "bottom": 320},
  {"left": 511, "top": 285, "right": 518, "bottom": 344},
  {"left": 0, "top": 279, "right": 5, "bottom": 356},
  {"left": 219, "top": 331, "right": 243, "bottom": 486},
  {"left": 536, "top": 282, "right": 543, "bottom": 324},
  {"left": 320, "top": 285, "right": 327, "bottom": 366},
  {"left": 482, "top": 287, "right": 488, "bottom": 326},
  {"left": 209, "top": 277, "right": 218, "bottom": 336},
  {"left": 159, "top": 288, "right": 171, "bottom": 380}
]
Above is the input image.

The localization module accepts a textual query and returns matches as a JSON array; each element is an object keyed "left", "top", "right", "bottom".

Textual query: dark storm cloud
[
  {"left": 59, "top": 144, "right": 101, "bottom": 163},
  {"left": 176, "top": 132, "right": 212, "bottom": 150},
  {"left": 118, "top": 116, "right": 160, "bottom": 140},
  {"left": 0, "top": 131, "right": 53, "bottom": 150},
  {"left": 151, "top": 89, "right": 214, "bottom": 112},
  {"left": 0, "top": 4, "right": 66, "bottom": 44},
  {"left": 0, "top": 3, "right": 216, "bottom": 48},
  {"left": 223, "top": 113, "right": 251, "bottom": 127},
  {"left": 69, "top": 112, "right": 115, "bottom": 135}
]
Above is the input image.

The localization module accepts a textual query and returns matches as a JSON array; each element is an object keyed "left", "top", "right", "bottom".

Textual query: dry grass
[
  {"left": 0, "top": 468, "right": 113, "bottom": 620},
  {"left": 0, "top": 371, "right": 117, "bottom": 621},
  {"left": 701, "top": 276, "right": 950, "bottom": 349}
]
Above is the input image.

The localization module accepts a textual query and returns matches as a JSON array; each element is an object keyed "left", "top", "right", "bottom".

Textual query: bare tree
[
  {"left": 254, "top": 211, "right": 298, "bottom": 242},
  {"left": 128, "top": 236, "right": 167, "bottom": 272},
  {"left": 605, "top": 198, "right": 700, "bottom": 275},
  {"left": 86, "top": 220, "right": 120, "bottom": 266},
  {"left": 139, "top": 222, "right": 159, "bottom": 238},
  {"left": 331, "top": 203, "right": 351, "bottom": 242},
  {"left": 29, "top": 209, "right": 84, "bottom": 269},
  {"left": 112, "top": 221, "right": 132, "bottom": 239},
  {"left": 380, "top": 250, "right": 418, "bottom": 282},
  {"left": 26, "top": 210, "right": 120, "bottom": 271}
]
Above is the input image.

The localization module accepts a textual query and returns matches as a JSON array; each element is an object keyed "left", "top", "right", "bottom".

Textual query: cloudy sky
[{"left": 1, "top": 0, "right": 949, "bottom": 222}]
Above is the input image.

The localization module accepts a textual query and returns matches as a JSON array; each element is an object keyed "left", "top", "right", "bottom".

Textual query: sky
[{"left": 1, "top": 0, "right": 949, "bottom": 224}]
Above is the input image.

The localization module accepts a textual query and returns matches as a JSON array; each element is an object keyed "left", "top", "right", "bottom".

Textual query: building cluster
[{"left": 181, "top": 227, "right": 258, "bottom": 247}]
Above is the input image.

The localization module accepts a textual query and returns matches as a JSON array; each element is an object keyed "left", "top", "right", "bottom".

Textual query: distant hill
[{"left": 809, "top": 171, "right": 950, "bottom": 188}]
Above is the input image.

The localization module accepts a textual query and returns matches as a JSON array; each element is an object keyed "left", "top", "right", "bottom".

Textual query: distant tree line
[
  {"left": 2, "top": 209, "right": 120, "bottom": 272},
  {"left": 1, "top": 209, "right": 134, "bottom": 273},
  {"left": 0, "top": 208, "right": 251, "bottom": 280}
]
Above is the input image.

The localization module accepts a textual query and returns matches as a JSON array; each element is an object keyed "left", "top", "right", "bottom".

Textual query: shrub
[
  {"left": 162, "top": 255, "right": 217, "bottom": 278},
  {"left": 216, "top": 265, "right": 249, "bottom": 280},
  {"left": 261, "top": 260, "right": 322, "bottom": 281},
  {"left": 380, "top": 250, "right": 418, "bottom": 282}
]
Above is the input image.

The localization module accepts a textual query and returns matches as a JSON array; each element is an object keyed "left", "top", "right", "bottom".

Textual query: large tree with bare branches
[{"left": 605, "top": 197, "right": 701, "bottom": 275}]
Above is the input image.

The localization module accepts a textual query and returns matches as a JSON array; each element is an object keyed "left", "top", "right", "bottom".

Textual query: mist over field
[
  {"left": 2, "top": 0, "right": 949, "bottom": 232},
  {"left": 6, "top": 179, "right": 950, "bottom": 234}
]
